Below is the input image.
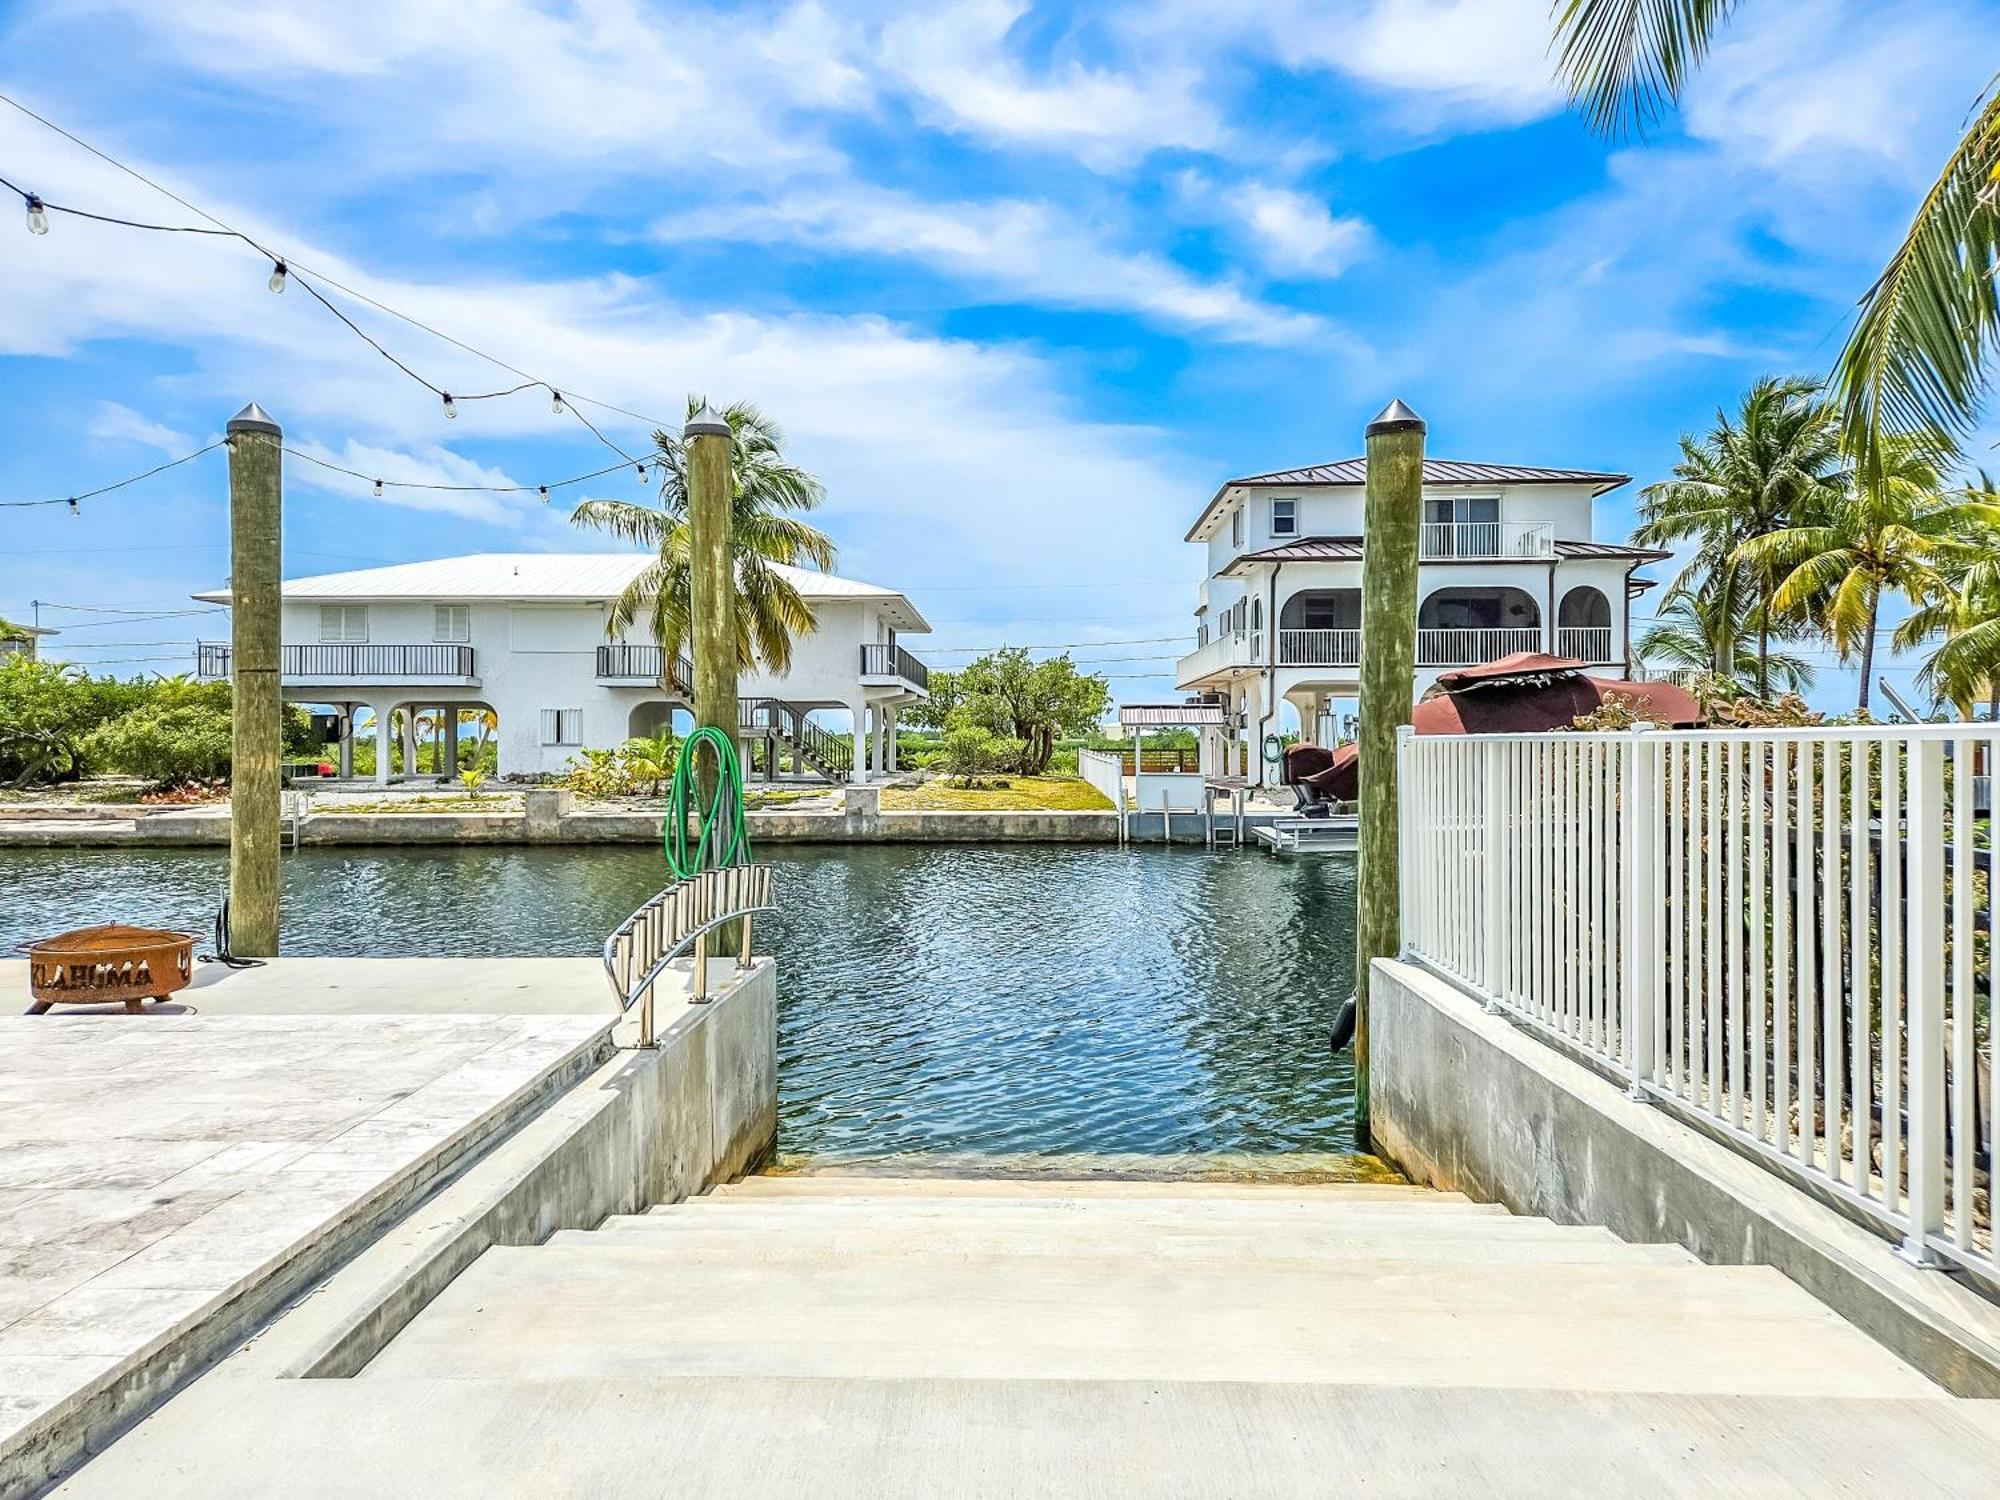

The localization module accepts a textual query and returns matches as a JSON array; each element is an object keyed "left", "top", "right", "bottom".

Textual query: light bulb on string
[
  {"left": 636, "top": 463, "right": 647, "bottom": 483},
  {"left": 538, "top": 486, "right": 549, "bottom": 502},
  {"left": 268, "top": 260, "right": 288, "bottom": 293},
  {"left": 550, "top": 390, "right": 564, "bottom": 415},
  {"left": 25, "top": 195, "right": 49, "bottom": 235},
  {"left": 442, "top": 394, "right": 457, "bottom": 420},
  {"left": 373, "top": 479, "right": 384, "bottom": 497},
  {"left": 66, "top": 497, "right": 77, "bottom": 515}
]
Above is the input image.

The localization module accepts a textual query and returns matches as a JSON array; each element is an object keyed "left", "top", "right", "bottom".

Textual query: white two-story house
[
  {"left": 1175, "top": 457, "right": 1666, "bottom": 786},
  {"left": 194, "top": 553, "right": 930, "bottom": 784}
]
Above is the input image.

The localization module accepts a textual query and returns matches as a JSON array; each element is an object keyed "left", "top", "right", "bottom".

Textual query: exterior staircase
[
  {"left": 57, "top": 1176, "right": 2000, "bottom": 1495},
  {"left": 740, "top": 697, "right": 853, "bottom": 783}
]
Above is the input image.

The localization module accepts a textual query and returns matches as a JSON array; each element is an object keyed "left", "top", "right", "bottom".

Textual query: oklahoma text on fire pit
[{"left": 20, "top": 924, "right": 196, "bottom": 1015}]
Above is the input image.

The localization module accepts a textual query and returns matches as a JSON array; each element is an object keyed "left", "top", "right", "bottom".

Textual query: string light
[
  {"left": 0, "top": 97, "right": 665, "bottom": 467},
  {"left": 550, "top": 391, "right": 564, "bottom": 415},
  {"left": 0, "top": 439, "right": 226, "bottom": 508},
  {"left": 538, "top": 485, "right": 549, "bottom": 502},
  {"left": 636, "top": 462, "right": 647, "bottom": 482},
  {"left": 441, "top": 393, "right": 458, "bottom": 420},
  {"left": 267, "top": 259, "right": 287, "bottom": 294},
  {"left": 372, "top": 479, "right": 384, "bottom": 497}
]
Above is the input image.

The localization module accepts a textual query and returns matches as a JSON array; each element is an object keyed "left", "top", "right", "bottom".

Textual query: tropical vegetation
[
  {"left": 571, "top": 396, "right": 834, "bottom": 674},
  {"left": 1550, "top": 2, "right": 2000, "bottom": 480},
  {"left": 903, "top": 647, "right": 1112, "bottom": 777},
  {"left": 0, "top": 658, "right": 315, "bottom": 788}
]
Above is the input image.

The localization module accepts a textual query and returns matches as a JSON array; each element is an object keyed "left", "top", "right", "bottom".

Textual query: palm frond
[
  {"left": 1833, "top": 86, "right": 2000, "bottom": 478},
  {"left": 1551, "top": 0, "right": 1740, "bottom": 135}
]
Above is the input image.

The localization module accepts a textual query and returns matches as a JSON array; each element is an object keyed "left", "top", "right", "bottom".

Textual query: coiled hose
[{"left": 664, "top": 724, "right": 752, "bottom": 879}]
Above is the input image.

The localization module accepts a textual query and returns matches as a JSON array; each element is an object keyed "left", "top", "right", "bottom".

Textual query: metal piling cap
[
  {"left": 683, "top": 400, "right": 731, "bottom": 439},
  {"left": 227, "top": 402, "right": 282, "bottom": 438},
  {"left": 1365, "top": 398, "right": 1426, "bottom": 437}
]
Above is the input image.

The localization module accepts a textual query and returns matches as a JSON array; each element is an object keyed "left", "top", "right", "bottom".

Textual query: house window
[
  {"left": 1271, "top": 499, "right": 1297, "bottom": 537},
  {"left": 1231, "top": 507, "right": 1244, "bottom": 546},
  {"left": 434, "top": 605, "right": 470, "bottom": 643},
  {"left": 540, "top": 709, "right": 582, "bottom": 746},
  {"left": 318, "top": 604, "right": 368, "bottom": 642},
  {"left": 1249, "top": 598, "right": 1263, "bottom": 633}
]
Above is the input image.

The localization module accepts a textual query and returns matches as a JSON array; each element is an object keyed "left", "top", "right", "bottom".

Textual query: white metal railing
[
  {"left": 1556, "top": 625, "right": 1615, "bottom": 662},
  {"left": 1278, "top": 628, "right": 1361, "bottom": 666},
  {"left": 603, "top": 864, "right": 775, "bottom": 1047},
  {"left": 1419, "top": 520, "right": 1555, "bottom": 559},
  {"left": 1415, "top": 627, "right": 1544, "bottom": 666},
  {"left": 1399, "top": 724, "right": 1998, "bottom": 1286}
]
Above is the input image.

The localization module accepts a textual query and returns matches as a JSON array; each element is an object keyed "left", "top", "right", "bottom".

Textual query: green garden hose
[{"left": 664, "top": 725, "right": 752, "bottom": 879}]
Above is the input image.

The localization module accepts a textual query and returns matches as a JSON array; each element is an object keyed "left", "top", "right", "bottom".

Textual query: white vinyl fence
[{"left": 1399, "top": 723, "right": 1997, "bottom": 1285}]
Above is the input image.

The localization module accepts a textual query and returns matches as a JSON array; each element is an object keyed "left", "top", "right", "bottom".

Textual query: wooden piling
[
  {"left": 685, "top": 400, "right": 738, "bottom": 869},
  {"left": 226, "top": 403, "right": 283, "bottom": 955},
  {"left": 1354, "top": 398, "right": 1426, "bottom": 1139}
]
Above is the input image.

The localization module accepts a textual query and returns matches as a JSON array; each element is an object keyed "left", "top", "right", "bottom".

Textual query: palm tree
[
  {"left": 1550, "top": 4, "right": 2000, "bottom": 478},
  {"left": 571, "top": 397, "right": 834, "bottom": 674},
  {"left": 1634, "top": 581, "right": 1815, "bottom": 694},
  {"left": 1634, "top": 376, "right": 1844, "bottom": 694},
  {"left": 1738, "top": 439, "right": 1999, "bottom": 712},
  {"left": 1893, "top": 482, "right": 2000, "bottom": 716}
]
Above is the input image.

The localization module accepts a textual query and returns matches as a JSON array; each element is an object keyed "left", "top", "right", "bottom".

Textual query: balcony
[
  {"left": 596, "top": 644, "right": 694, "bottom": 695},
  {"left": 1419, "top": 521, "right": 1554, "bottom": 560},
  {"left": 1414, "top": 627, "right": 1544, "bottom": 666},
  {"left": 1175, "top": 631, "right": 1259, "bottom": 687},
  {"left": 197, "top": 642, "right": 478, "bottom": 685},
  {"left": 1555, "top": 625, "right": 1616, "bottom": 663},
  {"left": 859, "top": 642, "right": 930, "bottom": 693}
]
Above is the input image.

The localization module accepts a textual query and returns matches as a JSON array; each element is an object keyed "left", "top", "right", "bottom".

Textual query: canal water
[{"left": 1, "top": 845, "right": 1358, "bottom": 1161}]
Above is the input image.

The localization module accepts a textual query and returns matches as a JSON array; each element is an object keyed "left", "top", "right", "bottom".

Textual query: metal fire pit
[{"left": 21, "top": 924, "right": 195, "bottom": 1015}]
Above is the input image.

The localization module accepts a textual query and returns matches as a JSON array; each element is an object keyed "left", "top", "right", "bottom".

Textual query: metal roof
[
  {"left": 192, "top": 553, "right": 930, "bottom": 632},
  {"left": 1119, "top": 703, "right": 1231, "bottom": 727},
  {"left": 1187, "top": 458, "right": 1631, "bottom": 540},
  {"left": 1217, "top": 536, "right": 1669, "bottom": 574}
]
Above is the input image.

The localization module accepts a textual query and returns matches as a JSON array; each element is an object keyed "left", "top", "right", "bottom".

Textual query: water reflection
[{"left": 1, "top": 843, "right": 1357, "bottom": 1157}]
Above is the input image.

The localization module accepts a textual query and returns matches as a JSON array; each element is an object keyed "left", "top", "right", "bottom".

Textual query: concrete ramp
[{"left": 57, "top": 1176, "right": 2000, "bottom": 1496}]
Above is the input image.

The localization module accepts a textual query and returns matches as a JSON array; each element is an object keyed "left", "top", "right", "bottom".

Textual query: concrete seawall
[
  {"left": 1367, "top": 957, "right": 2000, "bottom": 1398},
  {"left": 0, "top": 785, "right": 1154, "bottom": 846}
]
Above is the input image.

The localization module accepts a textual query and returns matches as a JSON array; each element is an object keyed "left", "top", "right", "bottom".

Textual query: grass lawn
[
  {"left": 322, "top": 795, "right": 517, "bottom": 815},
  {"left": 880, "top": 775, "right": 1112, "bottom": 813}
]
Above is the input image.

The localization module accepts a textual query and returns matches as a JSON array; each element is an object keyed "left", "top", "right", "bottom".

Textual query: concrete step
[
  {"left": 713, "top": 1175, "right": 1440, "bottom": 1202},
  {"left": 364, "top": 1246, "right": 1937, "bottom": 1397},
  {"left": 57, "top": 1376, "right": 2000, "bottom": 1498},
  {"left": 546, "top": 1224, "right": 1700, "bottom": 1266},
  {"left": 650, "top": 1197, "right": 1513, "bottom": 1226}
]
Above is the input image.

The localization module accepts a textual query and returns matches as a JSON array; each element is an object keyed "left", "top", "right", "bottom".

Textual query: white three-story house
[
  {"left": 195, "top": 553, "right": 930, "bottom": 784},
  {"left": 1175, "top": 457, "right": 1665, "bottom": 785}
]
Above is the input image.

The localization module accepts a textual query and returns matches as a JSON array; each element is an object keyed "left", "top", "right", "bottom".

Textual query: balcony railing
[
  {"left": 1415, "top": 627, "right": 1544, "bottom": 666},
  {"left": 1556, "top": 625, "right": 1616, "bottom": 663},
  {"left": 1176, "top": 631, "right": 1257, "bottom": 685},
  {"left": 859, "top": 642, "right": 929, "bottom": 692},
  {"left": 1277, "top": 628, "right": 1361, "bottom": 666},
  {"left": 596, "top": 644, "right": 694, "bottom": 695},
  {"left": 196, "top": 642, "right": 476, "bottom": 680},
  {"left": 1419, "top": 521, "right": 1554, "bottom": 559}
]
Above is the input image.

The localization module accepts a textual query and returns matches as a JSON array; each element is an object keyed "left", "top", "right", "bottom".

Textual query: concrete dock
[{"left": 0, "top": 959, "right": 616, "bottom": 1495}]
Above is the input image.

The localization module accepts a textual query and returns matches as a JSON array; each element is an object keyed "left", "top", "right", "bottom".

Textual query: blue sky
[{"left": 2, "top": 0, "right": 1997, "bottom": 711}]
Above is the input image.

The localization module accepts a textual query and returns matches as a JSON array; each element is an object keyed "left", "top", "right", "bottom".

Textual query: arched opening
[
  {"left": 1559, "top": 586, "right": 1611, "bottom": 628},
  {"left": 1558, "top": 585, "right": 1614, "bottom": 661},
  {"left": 626, "top": 700, "right": 689, "bottom": 743},
  {"left": 1280, "top": 588, "right": 1362, "bottom": 630},
  {"left": 1419, "top": 587, "right": 1540, "bottom": 631}
]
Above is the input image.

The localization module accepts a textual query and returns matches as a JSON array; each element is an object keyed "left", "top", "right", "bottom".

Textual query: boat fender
[{"left": 1330, "top": 995, "right": 1356, "bottom": 1053}]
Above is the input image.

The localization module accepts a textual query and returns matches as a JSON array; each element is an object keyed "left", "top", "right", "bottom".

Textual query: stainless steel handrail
[{"left": 601, "top": 864, "right": 776, "bottom": 1046}]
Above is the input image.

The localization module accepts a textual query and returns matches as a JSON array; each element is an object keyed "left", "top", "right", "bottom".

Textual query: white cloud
[
  {"left": 1328, "top": 0, "right": 1565, "bottom": 126},
  {"left": 875, "top": 0, "right": 1226, "bottom": 168},
  {"left": 87, "top": 402, "right": 194, "bottom": 454},
  {"left": 1225, "top": 183, "right": 1373, "bottom": 277},
  {"left": 655, "top": 185, "right": 1326, "bottom": 345}
]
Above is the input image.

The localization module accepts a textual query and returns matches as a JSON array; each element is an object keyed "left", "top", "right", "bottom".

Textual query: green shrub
[
  {"left": 939, "top": 723, "right": 998, "bottom": 785},
  {"left": 82, "top": 689, "right": 234, "bottom": 785}
]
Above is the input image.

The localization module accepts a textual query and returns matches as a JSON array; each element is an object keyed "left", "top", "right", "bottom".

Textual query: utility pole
[
  {"left": 685, "top": 400, "right": 738, "bottom": 861},
  {"left": 226, "top": 403, "right": 283, "bottom": 955},
  {"left": 1354, "top": 398, "right": 1425, "bottom": 1141}
]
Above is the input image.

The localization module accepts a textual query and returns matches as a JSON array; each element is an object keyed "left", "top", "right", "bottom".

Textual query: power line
[
  {"left": 0, "top": 91, "right": 671, "bottom": 457},
  {"left": 924, "top": 635, "right": 1191, "bottom": 654}
]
